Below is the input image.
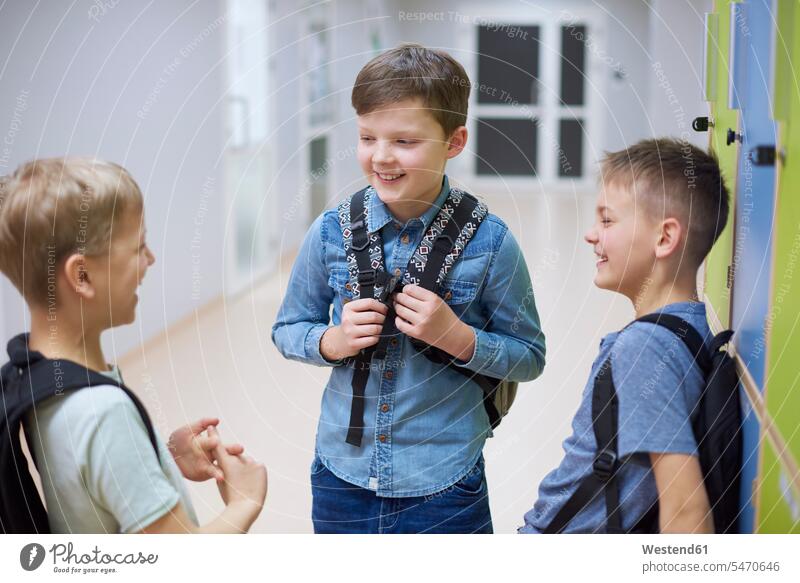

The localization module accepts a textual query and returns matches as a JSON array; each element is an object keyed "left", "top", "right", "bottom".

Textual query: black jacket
[{"left": 0, "top": 333, "right": 159, "bottom": 533}]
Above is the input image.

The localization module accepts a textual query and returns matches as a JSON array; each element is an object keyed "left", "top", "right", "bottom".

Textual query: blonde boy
[
  {"left": 0, "top": 158, "right": 266, "bottom": 533},
  {"left": 521, "top": 138, "right": 729, "bottom": 533}
]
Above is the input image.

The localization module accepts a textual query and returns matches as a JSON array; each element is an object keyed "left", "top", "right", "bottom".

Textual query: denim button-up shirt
[{"left": 272, "top": 176, "right": 546, "bottom": 497}]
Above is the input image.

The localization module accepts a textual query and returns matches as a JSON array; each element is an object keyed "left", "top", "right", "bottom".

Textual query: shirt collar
[{"left": 366, "top": 175, "right": 451, "bottom": 233}]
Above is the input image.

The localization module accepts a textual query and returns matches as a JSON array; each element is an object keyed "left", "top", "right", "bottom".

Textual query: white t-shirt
[{"left": 23, "top": 367, "right": 198, "bottom": 533}]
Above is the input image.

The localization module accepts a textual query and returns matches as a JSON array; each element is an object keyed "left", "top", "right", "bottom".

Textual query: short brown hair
[
  {"left": 351, "top": 43, "right": 470, "bottom": 136},
  {"left": 600, "top": 138, "right": 730, "bottom": 266},
  {"left": 0, "top": 158, "right": 143, "bottom": 305}
]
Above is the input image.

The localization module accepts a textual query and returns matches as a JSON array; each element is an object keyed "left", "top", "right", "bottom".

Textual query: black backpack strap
[
  {"left": 404, "top": 189, "right": 487, "bottom": 289},
  {"left": 349, "top": 187, "right": 381, "bottom": 298},
  {"left": 1, "top": 360, "right": 51, "bottom": 533},
  {"left": 24, "top": 359, "right": 162, "bottom": 462},
  {"left": 543, "top": 357, "right": 624, "bottom": 533},
  {"left": 384, "top": 190, "right": 477, "bottom": 366},
  {"left": 593, "top": 360, "right": 623, "bottom": 532},
  {"left": 407, "top": 192, "right": 506, "bottom": 424},
  {"left": 418, "top": 193, "right": 479, "bottom": 291},
  {"left": 345, "top": 188, "right": 383, "bottom": 447},
  {"left": 635, "top": 313, "right": 711, "bottom": 373},
  {"left": 345, "top": 366, "right": 370, "bottom": 447}
]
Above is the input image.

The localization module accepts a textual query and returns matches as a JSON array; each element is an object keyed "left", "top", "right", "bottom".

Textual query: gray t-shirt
[
  {"left": 520, "top": 302, "right": 709, "bottom": 533},
  {"left": 24, "top": 367, "right": 197, "bottom": 533}
]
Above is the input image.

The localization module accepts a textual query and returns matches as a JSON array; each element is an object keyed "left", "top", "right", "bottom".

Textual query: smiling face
[
  {"left": 584, "top": 182, "right": 659, "bottom": 299},
  {"left": 85, "top": 208, "right": 155, "bottom": 328},
  {"left": 357, "top": 97, "right": 466, "bottom": 220}
]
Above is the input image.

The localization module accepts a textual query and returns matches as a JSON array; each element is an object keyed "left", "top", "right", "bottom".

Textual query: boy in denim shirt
[
  {"left": 521, "top": 138, "right": 729, "bottom": 533},
  {"left": 272, "top": 44, "right": 545, "bottom": 533}
]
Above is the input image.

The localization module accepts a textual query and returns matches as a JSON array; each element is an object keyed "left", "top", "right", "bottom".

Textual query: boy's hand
[
  {"left": 168, "top": 418, "right": 245, "bottom": 482},
  {"left": 321, "top": 298, "right": 389, "bottom": 360},
  {"left": 209, "top": 426, "right": 267, "bottom": 514},
  {"left": 394, "top": 284, "right": 475, "bottom": 362}
]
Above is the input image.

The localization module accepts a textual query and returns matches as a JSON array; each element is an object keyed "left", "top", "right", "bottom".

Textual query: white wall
[
  {"left": 261, "top": 0, "right": 378, "bottom": 253},
  {"left": 647, "top": 0, "right": 714, "bottom": 148},
  {"left": 0, "top": 0, "right": 226, "bottom": 355}
]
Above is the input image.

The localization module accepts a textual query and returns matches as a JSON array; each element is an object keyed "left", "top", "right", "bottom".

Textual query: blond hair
[
  {"left": 0, "top": 157, "right": 143, "bottom": 305},
  {"left": 600, "top": 138, "right": 730, "bottom": 267}
]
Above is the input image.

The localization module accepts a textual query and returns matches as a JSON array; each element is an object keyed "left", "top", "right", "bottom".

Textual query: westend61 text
[{"left": 642, "top": 544, "right": 708, "bottom": 555}]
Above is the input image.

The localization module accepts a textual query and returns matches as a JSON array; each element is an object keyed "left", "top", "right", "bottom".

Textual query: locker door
[
  {"left": 727, "top": 0, "right": 779, "bottom": 534},
  {"left": 704, "top": 0, "right": 741, "bottom": 330},
  {"left": 757, "top": 0, "right": 800, "bottom": 533}
]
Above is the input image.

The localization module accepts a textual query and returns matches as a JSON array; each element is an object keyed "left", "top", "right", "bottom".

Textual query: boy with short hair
[
  {"left": 0, "top": 158, "right": 267, "bottom": 533},
  {"left": 272, "top": 44, "right": 546, "bottom": 534},
  {"left": 520, "top": 138, "right": 729, "bottom": 534}
]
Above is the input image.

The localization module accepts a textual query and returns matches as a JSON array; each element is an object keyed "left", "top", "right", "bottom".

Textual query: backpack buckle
[
  {"left": 358, "top": 269, "right": 391, "bottom": 289},
  {"left": 433, "top": 233, "right": 455, "bottom": 254},
  {"left": 358, "top": 269, "right": 377, "bottom": 287},
  {"left": 351, "top": 217, "right": 370, "bottom": 251},
  {"left": 593, "top": 450, "right": 617, "bottom": 481},
  {"left": 378, "top": 276, "right": 404, "bottom": 304}
]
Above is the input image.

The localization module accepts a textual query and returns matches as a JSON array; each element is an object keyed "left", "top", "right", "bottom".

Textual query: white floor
[{"left": 119, "top": 189, "right": 634, "bottom": 534}]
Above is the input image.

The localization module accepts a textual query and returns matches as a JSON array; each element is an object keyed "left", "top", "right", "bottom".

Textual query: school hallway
[
  {"left": 118, "top": 187, "right": 632, "bottom": 534},
  {"left": 12, "top": 0, "right": 788, "bottom": 533}
]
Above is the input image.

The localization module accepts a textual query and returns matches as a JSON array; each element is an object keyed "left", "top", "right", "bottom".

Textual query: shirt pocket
[
  {"left": 439, "top": 252, "right": 489, "bottom": 313},
  {"left": 328, "top": 268, "right": 354, "bottom": 321},
  {"left": 437, "top": 279, "right": 479, "bottom": 320},
  {"left": 328, "top": 268, "right": 352, "bottom": 294},
  {"left": 441, "top": 252, "right": 490, "bottom": 289}
]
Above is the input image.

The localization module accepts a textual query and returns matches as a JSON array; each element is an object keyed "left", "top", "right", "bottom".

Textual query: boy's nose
[
  {"left": 584, "top": 226, "right": 599, "bottom": 245},
  {"left": 372, "top": 141, "right": 394, "bottom": 164},
  {"left": 146, "top": 246, "right": 156, "bottom": 266}
]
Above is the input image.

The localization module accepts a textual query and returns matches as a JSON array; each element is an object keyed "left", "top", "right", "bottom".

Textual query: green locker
[
  {"left": 758, "top": 0, "right": 800, "bottom": 532},
  {"left": 704, "top": 0, "right": 740, "bottom": 328},
  {"left": 704, "top": 0, "right": 800, "bottom": 532},
  {"left": 756, "top": 438, "right": 800, "bottom": 533}
]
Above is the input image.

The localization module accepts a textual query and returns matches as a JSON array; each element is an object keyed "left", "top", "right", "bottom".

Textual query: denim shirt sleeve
[
  {"left": 455, "top": 226, "right": 546, "bottom": 382},
  {"left": 271, "top": 213, "right": 339, "bottom": 367}
]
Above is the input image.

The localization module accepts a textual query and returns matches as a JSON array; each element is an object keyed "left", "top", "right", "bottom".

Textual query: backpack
[
  {"left": 0, "top": 333, "right": 161, "bottom": 533},
  {"left": 336, "top": 186, "right": 517, "bottom": 447},
  {"left": 543, "top": 313, "right": 742, "bottom": 534}
]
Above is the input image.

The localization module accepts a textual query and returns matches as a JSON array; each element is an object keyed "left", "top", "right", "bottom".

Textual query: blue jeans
[{"left": 310, "top": 456, "right": 493, "bottom": 534}]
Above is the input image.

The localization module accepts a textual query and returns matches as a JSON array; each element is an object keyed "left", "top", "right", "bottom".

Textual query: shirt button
[
  {"left": 384, "top": 370, "right": 393, "bottom": 380},
  {"left": 345, "top": 282, "right": 352, "bottom": 290},
  {"left": 379, "top": 434, "right": 387, "bottom": 443},
  {"left": 381, "top": 404, "right": 390, "bottom": 413},
  {"left": 401, "top": 234, "right": 410, "bottom": 244},
  {"left": 343, "top": 298, "right": 351, "bottom": 304},
  {"left": 393, "top": 268, "right": 402, "bottom": 277},
  {"left": 444, "top": 290, "right": 453, "bottom": 301},
  {"left": 390, "top": 338, "right": 399, "bottom": 347}
]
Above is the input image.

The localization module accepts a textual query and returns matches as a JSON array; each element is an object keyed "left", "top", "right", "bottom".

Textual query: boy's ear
[
  {"left": 445, "top": 126, "right": 468, "bottom": 159},
  {"left": 654, "top": 217, "right": 683, "bottom": 260},
  {"left": 62, "top": 253, "right": 96, "bottom": 300}
]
